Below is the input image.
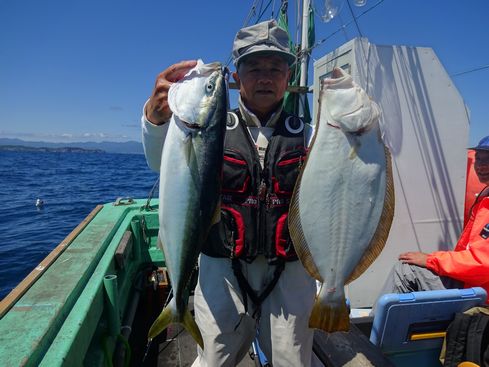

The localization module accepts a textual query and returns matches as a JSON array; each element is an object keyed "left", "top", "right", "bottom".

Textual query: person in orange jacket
[{"left": 391, "top": 135, "right": 489, "bottom": 302}]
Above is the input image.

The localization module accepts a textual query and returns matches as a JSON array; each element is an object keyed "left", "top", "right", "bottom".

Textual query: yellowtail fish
[
  {"left": 148, "top": 60, "right": 228, "bottom": 347},
  {"left": 289, "top": 67, "right": 394, "bottom": 332}
]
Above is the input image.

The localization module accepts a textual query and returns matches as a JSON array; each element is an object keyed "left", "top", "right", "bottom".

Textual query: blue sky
[{"left": 0, "top": 0, "right": 487, "bottom": 146}]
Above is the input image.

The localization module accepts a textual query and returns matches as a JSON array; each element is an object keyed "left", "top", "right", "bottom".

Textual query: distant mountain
[
  {"left": 0, "top": 145, "right": 104, "bottom": 153},
  {"left": 0, "top": 138, "right": 144, "bottom": 154}
]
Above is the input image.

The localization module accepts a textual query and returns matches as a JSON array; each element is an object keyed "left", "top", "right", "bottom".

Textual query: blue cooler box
[{"left": 369, "top": 287, "right": 487, "bottom": 367}]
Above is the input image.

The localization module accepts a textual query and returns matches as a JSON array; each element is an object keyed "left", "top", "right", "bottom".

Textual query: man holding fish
[
  {"left": 142, "top": 20, "right": 321, "bottom": 367},
  {"left": 141, "top": 18, "right": 390, "bottom": 366}
]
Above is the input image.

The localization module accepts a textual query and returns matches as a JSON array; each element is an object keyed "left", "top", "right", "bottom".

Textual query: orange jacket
[{"left": 426, "top": 195, "right": 489, "bottom": 302}]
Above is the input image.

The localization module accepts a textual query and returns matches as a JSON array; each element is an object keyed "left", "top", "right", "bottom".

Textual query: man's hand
[
  {"left": 145, "top": 60, "right": 198, "bottom": 125},
  {"left": 398, "top": 251, "right": 429, "bottom": 268}
]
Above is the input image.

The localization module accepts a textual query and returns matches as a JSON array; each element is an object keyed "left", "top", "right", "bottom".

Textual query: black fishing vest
[{"left": 203, "top": 109, "right": 308, "bottom": 263}]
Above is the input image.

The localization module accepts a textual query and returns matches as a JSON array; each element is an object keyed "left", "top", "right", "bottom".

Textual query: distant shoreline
[
  {"left": 0, "top": 138, "right": 144, "bottom": 154},
  {"left": 0, "top": 145, "right": 105, "bottom": 153}
]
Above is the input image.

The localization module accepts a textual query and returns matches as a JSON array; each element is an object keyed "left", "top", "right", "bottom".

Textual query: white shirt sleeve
[{"left": 141, "top": 100, "right": 170, "bottom": 172}]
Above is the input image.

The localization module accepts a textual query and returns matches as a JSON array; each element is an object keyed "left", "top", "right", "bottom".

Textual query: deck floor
[
  {"left": 131, "top": 291, "right": 388, "bottom": 367},
  {"left": 151, "top": 321, "right": 392, "bottom": 367},
  {"left": 156, "top": 325, "right": 258, "bottom": 367}
]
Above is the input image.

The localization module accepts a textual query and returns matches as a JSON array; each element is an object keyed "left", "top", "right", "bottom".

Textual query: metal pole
[
  {"left": 299, "top": 0, "right": 310, "bottom": 118},
  {"left": 300, "top": 0, "right": 310, "bottom": 88}
]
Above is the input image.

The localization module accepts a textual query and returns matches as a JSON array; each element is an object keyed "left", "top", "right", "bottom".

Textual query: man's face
[
  {"left": 474, "top": 150, "right": 489, "bottom": 184},
  {"left": 233, "top": 54, "right": 290, "bottom": 119}
]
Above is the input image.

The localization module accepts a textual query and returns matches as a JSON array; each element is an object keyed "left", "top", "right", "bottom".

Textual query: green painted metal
[
  {"left": 103, "top": 274, "right": 121, "bottom": 337},
  {"left": 0, "top": 199, "right": 162, "bottom": 367}
]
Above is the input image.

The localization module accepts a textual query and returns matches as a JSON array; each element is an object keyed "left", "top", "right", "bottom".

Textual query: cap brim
[{"left": 234, "top": 48, "right": 296, "bottom": 67}]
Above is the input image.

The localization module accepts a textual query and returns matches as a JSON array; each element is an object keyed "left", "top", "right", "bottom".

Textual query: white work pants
[{"left": 191, "top": 254, "right": 318, "bottom": 367}]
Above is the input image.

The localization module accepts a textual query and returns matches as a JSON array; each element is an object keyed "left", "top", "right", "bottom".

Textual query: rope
[
  {"left": 142, "top": 176, "right": 159, "bottom": 212},
  {"left": 243, "top": 0, "right": 260, "bottom": 27},
  {"left": 255, "top": 0, "right": 275, "bottom": 23},
  {"left": 308, "top": 0, "right": 385, "bottom": 54},
  {"left": 451, "top": 64, "right": 489, "bottom": 77}
]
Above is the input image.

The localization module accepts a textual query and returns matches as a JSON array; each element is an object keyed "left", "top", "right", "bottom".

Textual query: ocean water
[{"left": 0, "top": 151, "right": 159, "bottom": 300}]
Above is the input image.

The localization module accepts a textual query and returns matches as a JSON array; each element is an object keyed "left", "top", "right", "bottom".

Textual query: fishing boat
[
  {"left": 0, "top": 47, "right": 486, "bottom": 364},
  {"left": 1, "top": 198, "right": 265, "bottom": 367},
  {"left": 1, "top": 2, "right": 487, "bottom": 366},
  {"left": 0, "top": 196, "right": 485, "bottom": 367},
  {"left": 0, "top": 196, "right": 394, "bottom": 367}
]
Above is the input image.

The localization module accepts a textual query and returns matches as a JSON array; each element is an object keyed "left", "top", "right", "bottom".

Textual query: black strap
[
  {"left": 443, "top": 313, "right": 471, "bottom": 366},
  {"left": 466, "top": 313, "right": 489, "bottom": 365},
  {"left": 232, "top": 258, "right": 285, "bottom": 319},
  {"left": 444, "top": 310, "right": 489, "bottom": 366}
]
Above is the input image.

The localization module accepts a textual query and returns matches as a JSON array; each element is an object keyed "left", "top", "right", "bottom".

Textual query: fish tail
[
  {"left": 183, "top": 307, "right": 204, "bottom": 349},
  {"left": 309, "top": 290, "right": 350, "bottom": 332},
  {"left": 147, "top": 299, "right": 204, "bottom": 349},
  {"left": 147, "top": 302, "right": 173, "bottom": 341}
]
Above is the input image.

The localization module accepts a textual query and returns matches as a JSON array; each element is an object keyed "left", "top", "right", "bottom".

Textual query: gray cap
[{"left": 232, "top": 20, "right": 296, "bottom": 67}]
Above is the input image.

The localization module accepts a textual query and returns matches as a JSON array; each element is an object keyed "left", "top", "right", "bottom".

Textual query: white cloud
[{"left": 0, "top": 130, "right": 138, "bottom": 143}]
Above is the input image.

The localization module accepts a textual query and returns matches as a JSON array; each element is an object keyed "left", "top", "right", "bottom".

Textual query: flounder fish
[
  {"left": 148, "top": 60, "right": 228, "bottom": 347},
  {"left": 289, "top": 67, "right": 394, "bottom": 332}
]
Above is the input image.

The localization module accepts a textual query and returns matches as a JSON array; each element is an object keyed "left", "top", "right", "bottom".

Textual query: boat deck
[
  {"left": 151, "top": 323, "right": 394, "bottom": 367},
  {"left": 129, "top": 295, "right": 260, "bottom": 367},
  {"left": 155, "top": 326, "right": 259, "bottom": 367},
  {"left": 0, "top": 200, "right": 394, "bottom": 367}
]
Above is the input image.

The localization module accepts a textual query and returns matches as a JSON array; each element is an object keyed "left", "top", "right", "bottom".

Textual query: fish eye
[{"left": 205, "top": 81, "right": 215, "bottom": 93}]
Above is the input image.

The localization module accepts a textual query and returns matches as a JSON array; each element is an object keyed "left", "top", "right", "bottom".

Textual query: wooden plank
[
  {"left": 0, "top": 205, "right": 104, "bottom": 318},
  {"left": 115, "top": 230, "right": 133, "bottom": 269},
  {"left": 313, "top": 324, "right": 395, "bottom": 367}
]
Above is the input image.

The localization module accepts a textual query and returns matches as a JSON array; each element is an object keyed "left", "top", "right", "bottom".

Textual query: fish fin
[
  {"left": 287, "top": 84, "right": 327, "bottom": 281},
  {"left": 182, "top": 133, "right": 200, "bottom": 186},
  {"left": 346, "top": 145, "right": 395, "bottom": 284},
  {"left": 183, "top": 307, "right": 204, "bottom": 349},
  {"left": 288, "top": 168, "right": 323, "bottom": 282},
  {"left": 148, "top": 301, "right": 173, "bottom": 341},
  {"left": 309, "top": 291, "right": 350, "bottom": 332},
  {"left": 147, "top": 299, "right": 204, "bottom": 349},
  {"left": 182, "top": 132, "right": 193, "bottom": 163}
]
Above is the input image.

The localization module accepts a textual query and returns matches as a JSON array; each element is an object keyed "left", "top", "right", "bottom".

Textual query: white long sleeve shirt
[{"left": 141, "top": 97, "right": 313, "bottom": 172}]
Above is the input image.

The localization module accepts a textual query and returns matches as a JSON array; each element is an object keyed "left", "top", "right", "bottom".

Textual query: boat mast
[
  {"left": 299, "top": 0, "right": 310, "bottom": 118},
  {"left": 299, "top": 0, "right": 310, "bottom": 89}
]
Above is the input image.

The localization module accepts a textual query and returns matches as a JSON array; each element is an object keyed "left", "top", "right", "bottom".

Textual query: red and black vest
[{"left": 203, "top": 109, "right": 308, "bottom": 263}]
